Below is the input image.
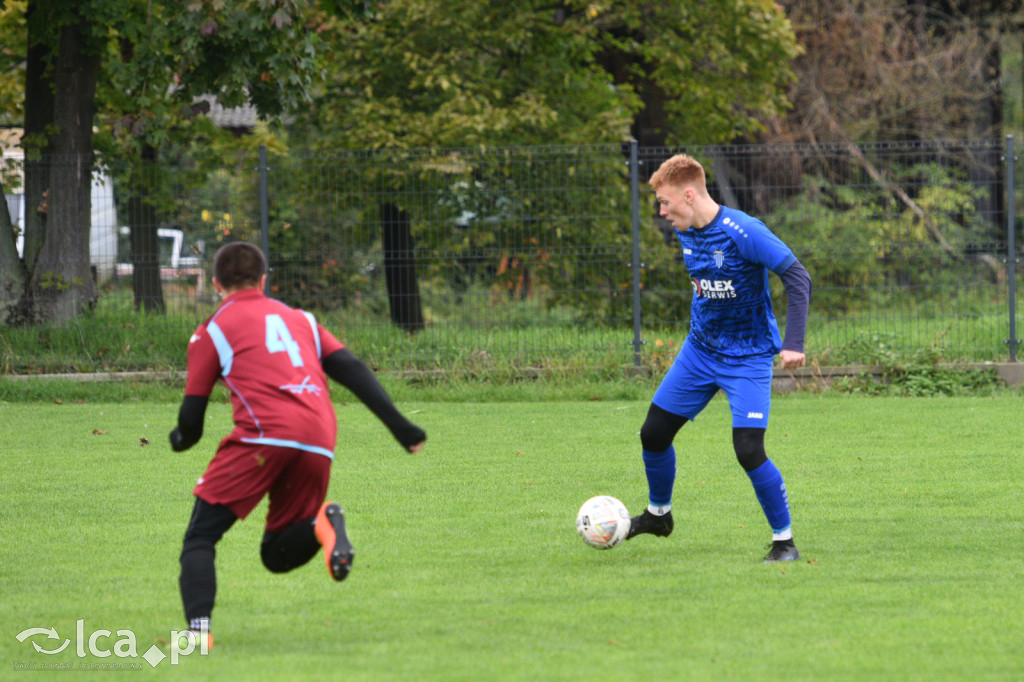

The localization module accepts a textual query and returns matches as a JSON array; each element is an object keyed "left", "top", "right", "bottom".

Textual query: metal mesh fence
[{"left": 2, "top": 139, "right": 1020, "bottom": 374}]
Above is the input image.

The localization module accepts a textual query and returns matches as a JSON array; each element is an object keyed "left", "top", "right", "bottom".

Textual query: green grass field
[{"left": 1, "top": 393, "right": 1022, "bottom": 680}]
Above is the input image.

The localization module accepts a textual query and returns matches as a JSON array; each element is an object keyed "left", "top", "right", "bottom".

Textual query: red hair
[{"left": 649, "top": 154, "right": 706, "bottom": 191}]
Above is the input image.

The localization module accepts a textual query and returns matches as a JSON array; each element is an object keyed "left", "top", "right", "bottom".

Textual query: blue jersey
[{"left": 675, "top": 206, "right": 796, "bottom": 359}]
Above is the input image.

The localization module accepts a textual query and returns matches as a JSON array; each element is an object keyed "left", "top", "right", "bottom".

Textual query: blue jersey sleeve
[
  {"left": 779, "top": 260, "right": 811, "bottom": 353},
  {"left": 729, "top": 212, "right": 796, "bottom": 275}
]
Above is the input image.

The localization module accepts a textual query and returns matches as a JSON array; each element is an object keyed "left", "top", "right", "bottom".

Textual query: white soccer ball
[{"left": 576, "top": 495, "right": 630, "bottom": 550}]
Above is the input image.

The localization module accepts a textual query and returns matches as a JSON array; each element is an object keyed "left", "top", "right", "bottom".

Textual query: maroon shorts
[{"left": 194, "top": 440, "right": 332, "bottom": 533}]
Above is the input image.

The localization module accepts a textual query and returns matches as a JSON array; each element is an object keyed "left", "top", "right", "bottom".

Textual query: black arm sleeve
[
  {"left": 170, "top": 395, "right": 209, "bottom": 452},
  {"left": 322, "top": 348, "right": 426, "bottom": 451},
  {"left": 779, "top": 260, "right": 812, "bottom": 353}
]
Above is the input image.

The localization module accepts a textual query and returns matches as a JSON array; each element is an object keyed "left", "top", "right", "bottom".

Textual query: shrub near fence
[{"left": 1, "top": 139, "right": 1021, "bottom": 375}]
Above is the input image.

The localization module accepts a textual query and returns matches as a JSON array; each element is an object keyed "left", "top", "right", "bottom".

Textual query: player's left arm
[
  {"left": 733, "top": 217, "right": 812, "bottom": 369},
  {"left": 778, "top": 260, "right": 812, "bottom": 369}
]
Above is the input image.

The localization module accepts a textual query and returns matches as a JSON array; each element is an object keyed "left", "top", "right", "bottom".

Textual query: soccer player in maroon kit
[{"left": 169, "top": 242, "right": 426, "bottom": 646}]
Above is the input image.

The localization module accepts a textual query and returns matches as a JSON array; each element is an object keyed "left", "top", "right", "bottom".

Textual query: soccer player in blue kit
[{"left": 627, "top": 154, "right": 812, "bottom": 563}]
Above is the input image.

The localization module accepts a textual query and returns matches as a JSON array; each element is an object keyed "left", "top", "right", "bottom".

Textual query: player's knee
[
  {"left": 640, "top": 421, "right": 672, "bottom": 452},
  {"left": 180, "top": 535, "right": 216, "bottom": 566},
  {"left": 259, "top": 526, "right": 319, "bottom": 573},
  {"left": 260, "top": 540, "right": 293, "bottom": 573},
  {"left": 732, "top": 427, "right": 767, "bottom": 472},
  {"left": 640, "top": 406, "right": 684, "bottom": 452}
]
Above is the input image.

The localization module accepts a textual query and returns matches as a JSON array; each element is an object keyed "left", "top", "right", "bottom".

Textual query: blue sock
[
  {"left": 746, "top": 459, "right": 791, "bottom": 534},
  {"left": 642, "top": 446, "right": 676, "bottom": 510}
]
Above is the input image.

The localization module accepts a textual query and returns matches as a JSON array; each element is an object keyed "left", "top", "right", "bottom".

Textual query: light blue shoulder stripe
[
  {"left": 240, "top": 437, "right": 335, "bottom": 460},
  {"left": 302, "top": 311, "right": 321, "bottom": 358},
  {"left": 207, "top": 321, "right": 233, "bottom": 376}
]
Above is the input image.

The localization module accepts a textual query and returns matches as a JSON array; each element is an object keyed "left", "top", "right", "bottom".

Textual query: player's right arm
[
  {"left": 170, "top": 395, "right": 209, "bottom": 451},
  {"left": 170, "top": 324, "right": 221, "bottom": 452}
]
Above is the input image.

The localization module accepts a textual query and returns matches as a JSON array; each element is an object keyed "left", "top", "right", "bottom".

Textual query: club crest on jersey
[
  {"left": 713, "top": 249, "right": 725, "bottom": 269},
  {"left": 690, "top": 277, "right": 737, "bottom": 299}
]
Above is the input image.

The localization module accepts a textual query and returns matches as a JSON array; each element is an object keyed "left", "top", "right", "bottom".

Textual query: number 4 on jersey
[{"left": 265, "top": 314, "right": 304, "bottom": 367}]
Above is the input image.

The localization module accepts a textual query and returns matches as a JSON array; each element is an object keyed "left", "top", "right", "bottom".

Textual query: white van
[{"left": 114, "top": 226, "right": 203, "bottom": 278}]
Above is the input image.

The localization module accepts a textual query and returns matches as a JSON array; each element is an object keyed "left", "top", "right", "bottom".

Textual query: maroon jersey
[{"left": 185, "top": 289, "right": 345, "bottom": 459}]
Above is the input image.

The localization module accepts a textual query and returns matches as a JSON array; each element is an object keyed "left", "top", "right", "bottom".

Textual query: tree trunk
[
  {"left": 0, "top": 172, "right": 27, "bottom": 325},
  {"left": 968, "top": 40, "right": 1001, "bottom": 221},
  {"left": 28, "top": 16, "right": 101, "bottom": 324},
  {"left": 128, "top": 152, "right": 165, "bottom": 313},
  {"left": 21, "top": 0, "right": 55, "bottom": 275},
  {"left": 380, "top": 202, "right": 424, "bottom": 333}
]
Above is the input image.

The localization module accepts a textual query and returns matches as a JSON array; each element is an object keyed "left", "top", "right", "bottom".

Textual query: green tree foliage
[
  {"left": 767, "top": 164, "right": 987, "bottom": 314},
  {"left": 97, "top": 0, "right": 323, "bottom": 157},
  {"left": 266, "top": 0, "right": 799, "bottom": 322},
  {"left": 296, "top": 1, "right": 635, "bottom": 148},
  {"left": 95, "top": 0, "right": 325, "bottom": 314},
  {"left": 0, "top": 1, "right": 25, "bottom": 127},
  {"left": 1, "top": 0, "right": 326, "bottom": 324},
  {"left": 292, "top": 0, "right": 800, "bottom": 148},
  {"left": 595, "top": 0, "right": 801, "bottom": 145},
  {"left": 1, "top": 0, "right": 803, "bottom": 327}
]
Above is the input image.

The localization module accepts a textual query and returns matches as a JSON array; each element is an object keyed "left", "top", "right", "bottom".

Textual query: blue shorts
[{"left": 652, "top": 339, "right": 773, "bottom": 428}]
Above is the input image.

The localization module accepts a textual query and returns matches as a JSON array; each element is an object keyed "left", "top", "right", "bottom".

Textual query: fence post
[
  {"left": 629, "top": 140, "right": 644, "bottom": 367},
  {"left": 258, "top": 144, "right": 271, "bottom": 294},
  {"left": 1008, "top": 135, "right": 1019, "bottom": 362}
]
